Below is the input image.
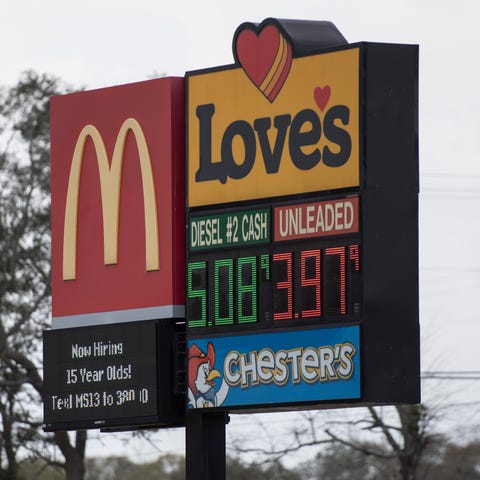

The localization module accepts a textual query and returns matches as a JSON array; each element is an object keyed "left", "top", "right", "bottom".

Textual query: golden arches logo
[{"left": 63, "top": 118, "right": 159, "bottom": 280}]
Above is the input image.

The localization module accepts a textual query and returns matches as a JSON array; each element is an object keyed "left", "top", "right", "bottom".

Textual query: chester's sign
[
  {"left": 187, "top": 28, "right": 359, "bottom": 207},
  {"left": 187, "top": 326, "right": 360, "bottom": 409},
  {"left": 50, "top": 78, "right": 185, "bottom": 326}
]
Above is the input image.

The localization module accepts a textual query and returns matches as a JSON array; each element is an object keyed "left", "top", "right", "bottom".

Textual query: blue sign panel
[{"left": 187, "top": 325, "right": 360, "bottom": 409}]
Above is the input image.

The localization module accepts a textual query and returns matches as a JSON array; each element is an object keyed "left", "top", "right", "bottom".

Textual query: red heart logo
[
  {"left": 234, "top": 24, "right": 292, "bottom": 102},
  {"left": 314, "top": 86, "right": 331, "bottom": 111}
]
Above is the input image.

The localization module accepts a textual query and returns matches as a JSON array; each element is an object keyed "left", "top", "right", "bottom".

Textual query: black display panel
[
  {"left": 43, "top": 320, "right": 181, "bottom": 431},
  {"left": 187, "top": 237, "right": 362, "bottom": 334}
]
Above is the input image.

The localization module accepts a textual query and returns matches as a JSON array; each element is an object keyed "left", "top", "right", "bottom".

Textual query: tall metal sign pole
[{"left": 185, "top": 18, "right": 419, "bottom": 479}]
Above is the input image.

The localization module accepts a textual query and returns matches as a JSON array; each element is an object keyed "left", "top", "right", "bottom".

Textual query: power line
[
  {"left": 420, "top": 172, "right": 480, "bottom": 199},
  {"left": 421, "top": 172, "right": 480, "bottom": 179},
  {"left": 422, "top": 371, "right": 480, "bottom": 380}
]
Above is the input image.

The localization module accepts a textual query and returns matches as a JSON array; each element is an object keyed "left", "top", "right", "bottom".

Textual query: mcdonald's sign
[{"left": 50, "top": 78, "right": 185, "bottom": 326}]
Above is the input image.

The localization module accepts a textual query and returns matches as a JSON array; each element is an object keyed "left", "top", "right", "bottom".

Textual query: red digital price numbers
[{"left": 272, "top": 244, "right": 360, "bottom": 322}]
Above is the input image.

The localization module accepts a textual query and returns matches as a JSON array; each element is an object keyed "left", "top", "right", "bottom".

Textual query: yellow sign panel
[{"left": 187, "top": 47, "right": 359, "bottom": 207}]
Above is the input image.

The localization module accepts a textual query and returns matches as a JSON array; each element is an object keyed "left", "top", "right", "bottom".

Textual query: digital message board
[
  {"left": 43, "top": 320, "right": 183, "bottom": 431},
  {"left": 186, "top": 18, "right": 419, "bottom": 412}
]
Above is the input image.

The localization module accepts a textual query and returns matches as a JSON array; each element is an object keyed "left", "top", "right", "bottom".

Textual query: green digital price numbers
[
  {"left": 187, "top": 253, "right": 269, "bottom": 328},
  {"left": 187, "top": 241, "right": 361, "bottom": 331}
]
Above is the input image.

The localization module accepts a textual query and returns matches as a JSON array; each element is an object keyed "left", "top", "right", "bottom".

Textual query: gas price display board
[
  {"left": 188, "top": 195, "right": 362, "bottom": 331},
  {"left": 186, "top": 29, "right": 419, "bottom": 412}
]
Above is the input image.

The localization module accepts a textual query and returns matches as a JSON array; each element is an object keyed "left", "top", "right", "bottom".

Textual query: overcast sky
[{"left": 3, "top": 0, "right": 480, "bottom": 462}]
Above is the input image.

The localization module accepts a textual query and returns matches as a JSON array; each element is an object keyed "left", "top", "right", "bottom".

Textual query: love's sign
[
  {"left": 186, "top": 18, "right": 420, "bottom": 413},
  {"left": 187, "top": 19, "right": 359, "bottom": 207}
]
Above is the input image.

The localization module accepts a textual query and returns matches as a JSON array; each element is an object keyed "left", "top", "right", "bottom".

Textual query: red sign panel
[
  {"left": 274, "top": 196, "right": 359, "bottom": 241},
  {"left": 50, "top": 78, "right": 185, "bottom": 322}
]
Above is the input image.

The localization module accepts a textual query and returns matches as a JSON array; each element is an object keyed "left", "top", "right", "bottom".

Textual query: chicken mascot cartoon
[{"left": 188, "top": 342, "right": 229, "bottom": 408}]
